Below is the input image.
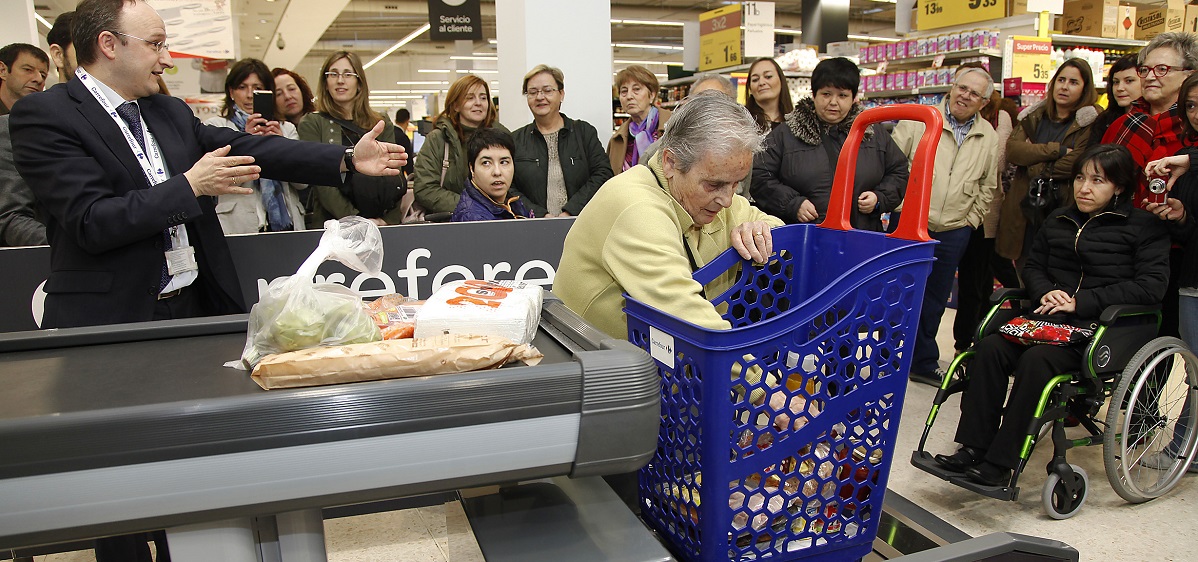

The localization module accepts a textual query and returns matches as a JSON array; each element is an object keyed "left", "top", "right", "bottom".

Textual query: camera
[{"left": 1148, "top": 177, "right": 1168, "bottom": 205}]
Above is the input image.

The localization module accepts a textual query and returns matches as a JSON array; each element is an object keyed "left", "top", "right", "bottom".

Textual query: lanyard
[{"left": 74, "top": 67, "right": 169, "bottom": 188}]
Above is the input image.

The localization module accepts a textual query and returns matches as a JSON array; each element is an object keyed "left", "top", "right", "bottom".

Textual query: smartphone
[{"left": 252, "top": 90, "right": 275, "bottom": 122}]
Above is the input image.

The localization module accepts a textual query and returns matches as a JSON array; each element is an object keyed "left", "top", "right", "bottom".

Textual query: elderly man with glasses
[
  {"left": 1102, "top": 32, "right": 1198, "bottom": 203},
  {"left": 891, "top": 66, "right": 1000, "bottom": 385}
]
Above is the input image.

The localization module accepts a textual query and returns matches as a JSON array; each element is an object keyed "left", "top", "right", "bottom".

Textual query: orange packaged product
[{"left": 365, "top": 294, "right": 423, "bottom": 340}]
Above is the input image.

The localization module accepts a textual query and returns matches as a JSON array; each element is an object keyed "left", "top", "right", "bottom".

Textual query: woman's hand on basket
[
  {"left": 731, "top": 221, "right": 774, "bottom": 264},
  {"left": 1035, "top": 289, "right": 1076, "bottom": 315}
]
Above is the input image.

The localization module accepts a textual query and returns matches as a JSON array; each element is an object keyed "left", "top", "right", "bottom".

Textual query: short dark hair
[
  {"left": 466, "top": 128, "right": 515, "bottom": 169},
  {"left": 1072, "top": 144, "right": 1138, "bottom": 207},
  {"left": 0, "top": 43, "right": 49, "bottom": 70},
  {"left": 47, "top": 12, "right": 75, "bottom": 50},
  {"left": 221, "top": 58, "right": 272, "bottom": 118},
  {"left": 395, "top": 108, "right": 410, "bottom": 123},
  {"left": 811, "top": 57, "right": 860, "bottom": 98},
  {"left": 73, "top": 0, "right": 130, "bottom": 67}
]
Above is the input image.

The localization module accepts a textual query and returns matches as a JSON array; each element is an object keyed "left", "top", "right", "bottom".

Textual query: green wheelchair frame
[{"left": 910, "top": 288, "right": 1198, "bottom": 519}]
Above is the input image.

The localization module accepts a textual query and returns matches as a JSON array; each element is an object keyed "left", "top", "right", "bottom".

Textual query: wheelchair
[{"left": 911, "top": 288, "right": 1198, "bottom": 519}]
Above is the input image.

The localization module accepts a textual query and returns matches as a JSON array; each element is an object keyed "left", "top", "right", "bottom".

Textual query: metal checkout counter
[
  {"left": 0, "top": 295, "right": 665, "bottom": 561},
  {"left": 0, "top": 292, "right": 1081, "bottom": 562}
]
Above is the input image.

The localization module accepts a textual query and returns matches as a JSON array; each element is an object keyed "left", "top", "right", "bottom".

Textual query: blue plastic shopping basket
[{"left": 625, "top": 104, "right": 944, "bottom": 562}]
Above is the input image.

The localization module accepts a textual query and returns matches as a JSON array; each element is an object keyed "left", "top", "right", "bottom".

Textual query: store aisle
[{"left": 29, "top": 310, "right": 1198, "bottom": 562}]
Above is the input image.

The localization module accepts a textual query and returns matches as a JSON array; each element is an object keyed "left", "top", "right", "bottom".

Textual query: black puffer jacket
[
  {"left": 1023, "top": 197, "right": 1170, "bottom": 320},
  {"left": 1165, "top": 148, "right": 1198, "bottom": 289},
  {"left": 750, "top": 98, "right": 909, "bottom": 231}
]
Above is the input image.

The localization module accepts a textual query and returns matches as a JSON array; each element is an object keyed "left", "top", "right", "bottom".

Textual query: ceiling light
[
  {"left": 34, "top": 13, "right": 52, "bottom": 29},
  {"left": 364, "top": 23, "right": 432, "bottom": 69},
  {"left": 449, "top": 55, "right": 498, "bottom": 61},
  {"left": 612, "top": 43, "right": 685, "bottom": 51},
  {"left": 373, "top": 89, "right": 443, "bottom": 94},
  {"left": 396, "top": 80, "right": 449, "bottom": 85},
  {"left": 456, "top": 69, "right": 498, "bottom": 74},
  {"left": 254, "top": 35, "right": 261, "bottom": 40},
  {"left": 863, "top": 7, "right": 884, "bottom": 14},
  {"left": 417, "top": 69, "right": 452, "bottom": 73},
  {"left": 611, "top": 19, "right": 685, "bottom": 27},
  {"left": 848, "top": 34, "right": 900, "bottom": 42},
  {"left": 614, "top": 59, "right": 683, "bottom": 66},
  {"left": 259, "top": 19, "right": 267, "bottom": 24},
  {"left": 872, "top": 0, "right": 897, "bottom": 3},
  {"left": 774, "top": 29, "right": 803, "bottom": 36}
]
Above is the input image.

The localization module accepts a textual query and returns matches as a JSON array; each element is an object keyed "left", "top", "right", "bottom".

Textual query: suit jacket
[
  {"left": 0, "top": 115, "right": 47, "bottom": 246},
  {"left": 10, "top": 79, "right": 346, "bottom": 328}
]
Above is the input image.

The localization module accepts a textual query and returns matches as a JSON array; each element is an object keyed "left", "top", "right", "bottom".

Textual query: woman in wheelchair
[{"left": 935, "top": 144, "right": 1171, "bottom": 486}]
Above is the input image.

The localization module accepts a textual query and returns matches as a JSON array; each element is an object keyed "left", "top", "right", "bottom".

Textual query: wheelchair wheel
[
  {"left": 1103, "top": 337, "right": 1198, "bottom": 504},
  {"left": 1041, "top": 464, "right": 1088, "bottom": 520}
]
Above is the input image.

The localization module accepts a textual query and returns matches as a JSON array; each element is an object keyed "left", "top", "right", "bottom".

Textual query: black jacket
[
  {"left": 750, "top": 98, "right": 909, "bottom": 232},
  {"left": 511, "top": 114, "right": 613, "bottom": 216},
  {"left": 1023, "top": 198, "right": 1170, "bottom": 321},
  {"left": 1165, "top": 148, "right": 1198, "bottom": 289}
]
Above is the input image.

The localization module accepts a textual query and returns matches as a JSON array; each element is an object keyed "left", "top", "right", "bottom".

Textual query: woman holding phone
[
  {"left": 300, "top": 51, "right": 405, "bottom": 227},
  {"left": 204, "top": 57, "right": 307, "bottom": 234}
]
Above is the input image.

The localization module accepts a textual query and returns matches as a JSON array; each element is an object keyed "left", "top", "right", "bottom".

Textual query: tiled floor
[{"left": 25, "top": 309, "right": 1198, "bottom": 561}]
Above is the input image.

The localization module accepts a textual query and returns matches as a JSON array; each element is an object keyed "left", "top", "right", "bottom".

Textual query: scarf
[
  {"left": 231, "top": 107, "right": 292, "bottom": 231},
  {"left": 624, "top": 106, "right": 659, "bottom": 171}
]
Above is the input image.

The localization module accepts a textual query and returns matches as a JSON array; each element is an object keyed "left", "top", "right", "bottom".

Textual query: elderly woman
[
  {"left": 511, "top": 65, "right": 612, "bottom": 217},
  {"left": 997, "top": 58, "right": 1100, "bottom": 264},
  {"left": 935, "top": 144, "right": 1169, "bottom": 486},
  {"left": 607, "top": 65, "right": 671, "bottom": 175},
  {"left": 271, "top": 67, "right": 316, "bottom": 129},
  {"left": 751, "top": 57, "right": 908, "bottom": 232},
  {"left": 557, "top": 91, "right": 782, "bottom": 339},
  {"left": 746, "top": 57, "right": 794, "bottom": 132},
  {"left": 413, "top": 74, "right": 507, "bottom": 214},
  {"left": 299, "top": 51, "right": 405, "bottom": 227},
  {"left": 204, "top": 58, "right": 306, "bottom": 234}
]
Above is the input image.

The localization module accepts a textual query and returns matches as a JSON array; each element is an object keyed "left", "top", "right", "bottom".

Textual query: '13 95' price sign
[{"left": 918, "top": 0, "right": 1003, "bottom": 31}]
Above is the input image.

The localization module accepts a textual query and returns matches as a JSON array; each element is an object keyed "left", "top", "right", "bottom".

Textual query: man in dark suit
[{"left": 11, "top": 0, "right": 407, "bottom": 330}]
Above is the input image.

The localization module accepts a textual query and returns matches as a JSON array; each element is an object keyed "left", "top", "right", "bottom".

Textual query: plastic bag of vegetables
[{"left": 237, "top": 217, "right": 384, "bottom": 368}]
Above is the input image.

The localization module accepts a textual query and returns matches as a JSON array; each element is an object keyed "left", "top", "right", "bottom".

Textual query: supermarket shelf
[
  {"left": 661, "top": 67, "right": 810, "bottom": 87},
  {"left": 861, "top": 48, "right": 1001, "bottom": 70},
  {"left": 1050, "top": 34, "right": 1146, "bottom": 48},
  {"left": 862, "top": 85, "right": 951, "bottom": 100}
]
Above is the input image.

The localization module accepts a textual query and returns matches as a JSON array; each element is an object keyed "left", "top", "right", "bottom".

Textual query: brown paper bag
[{"left": 251, "top": 334, "right": 543, "bottom": 390}]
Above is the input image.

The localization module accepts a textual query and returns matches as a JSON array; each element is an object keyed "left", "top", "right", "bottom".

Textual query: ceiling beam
[{"left": 263, "top": 0, "right": 352, "bottom": 69}]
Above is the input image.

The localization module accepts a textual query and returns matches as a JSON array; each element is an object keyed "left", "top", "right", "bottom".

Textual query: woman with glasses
[
  {"left": 271, "top": 67, "right": 316, "bottom": 129},
  {"left": 412, "top": 74, "right": 506, "bottom": 215},
  {"left": 745, "top": 57, "right": 794, "bottom": 132},
  {"left": 510, "top": 65, "right": 613, "bottom": 217},
  {"left": 607, "top": 65, "right": 670, "bottom": 175},
  {"left": 1089, "top": 54, "right": 1142, "bottom": 147},
  {"left": 751, "top": 57, "right": 908, "bottom": 232},
  {"left": 997, "top": 58, "right": 1100, "bottom": 267},
  {"left": 203, "top": 58, "right": 306, "bottom": 234},
  {"left": 298, "top": 51, "right": 405, "bottom": 227}
]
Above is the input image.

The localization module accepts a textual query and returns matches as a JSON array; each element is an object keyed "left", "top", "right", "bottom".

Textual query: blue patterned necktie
[{"left": 115, "top": 101, "right": 172, "bottom": 291}]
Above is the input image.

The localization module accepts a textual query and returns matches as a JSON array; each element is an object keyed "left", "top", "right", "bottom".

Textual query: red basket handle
[{"left": 819, "top": 104, "right": 943, "bottom": 242}]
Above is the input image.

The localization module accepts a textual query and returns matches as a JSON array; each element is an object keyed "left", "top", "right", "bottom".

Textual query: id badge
[{"left": 166, "top": 245, "right": 198, "bottom": 275}]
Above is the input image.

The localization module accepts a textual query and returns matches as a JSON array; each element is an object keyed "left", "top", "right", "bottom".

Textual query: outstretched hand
[
  {"left": 184, "top": 145, "right": 258, "bottom": 197},
  {"left": 350, "top": 120, "right": 408, "bottom": 176}
]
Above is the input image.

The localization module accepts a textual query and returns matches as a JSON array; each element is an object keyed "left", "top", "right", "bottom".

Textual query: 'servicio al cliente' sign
[
  {"left": 0, "top": 219, "right": 573, "bottom": 333},
  {"left": 428, "top": 0, "right": 483, "bottom": 41}
]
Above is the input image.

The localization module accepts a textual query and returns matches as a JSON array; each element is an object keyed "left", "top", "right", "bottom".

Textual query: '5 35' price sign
[{"left": 918, "top": 0, "right": 1004, "bottom": 31}]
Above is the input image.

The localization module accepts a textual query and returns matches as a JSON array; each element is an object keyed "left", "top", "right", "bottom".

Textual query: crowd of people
[{"left": 3, "top": 0, "right": 1198, "bottom": 522}]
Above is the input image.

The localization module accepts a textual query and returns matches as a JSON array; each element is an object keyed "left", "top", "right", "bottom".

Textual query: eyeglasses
[
  {"left": 324, "top": 71, "right": 360, "bottom": 80},
  {"left": 524, "top": 87, "right": 559, "bottom": 98},
  {"left": 110, "top": 31, "right": 169, "bottom": 53},
  {"left": 953, "top": 83, "right": 985, "bottom": 101},
  {"left": 1137, "top": 64, "right": 1191, "bottom": 79}
]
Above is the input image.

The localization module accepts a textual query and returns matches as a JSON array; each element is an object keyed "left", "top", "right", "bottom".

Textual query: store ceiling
[{"left": 33, "top": 0, "right": 901, "bottom": 76}]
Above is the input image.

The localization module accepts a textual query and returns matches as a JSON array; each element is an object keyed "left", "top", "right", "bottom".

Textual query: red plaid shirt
[{"left": 1101, "top": 98, "right": 1187, "bottom": 207}]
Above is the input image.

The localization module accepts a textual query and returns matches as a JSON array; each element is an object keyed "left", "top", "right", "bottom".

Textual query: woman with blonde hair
[
  {"left": 413, "top": 74, "right": 507, "bottom": 214},
  {"left": 299, "top": 51, "right": 405, "bottom": 227}
]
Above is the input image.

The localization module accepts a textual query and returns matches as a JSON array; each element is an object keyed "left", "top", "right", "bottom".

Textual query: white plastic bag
[{"left": 235, "top": 217, "right": 385, "bottom": 368}]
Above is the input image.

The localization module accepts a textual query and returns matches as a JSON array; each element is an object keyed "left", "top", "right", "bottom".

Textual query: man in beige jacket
[
  {"left": 891, "top": 67, "right": 999, "bottom": 385},
  {"left": 556, "top": 92, "right": 782, "bottom": 339}
]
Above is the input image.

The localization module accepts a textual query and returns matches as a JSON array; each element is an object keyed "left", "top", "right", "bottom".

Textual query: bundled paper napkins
[{"left": 414, "top": 280, "right": 543, "bottom": 344}]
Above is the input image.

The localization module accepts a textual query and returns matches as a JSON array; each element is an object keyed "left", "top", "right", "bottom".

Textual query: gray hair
[
  {"left": 954, "top": 67, "right": 995, "bottom": 97},
  {"left": 1140, "top": 32, "right": 1198, "bottom": 71},
  {"left": 659, "top": 90, "right": 766, "bottom": 172},
  {"left": 689, "top": 73, "right": 735, "bottom": 97}
]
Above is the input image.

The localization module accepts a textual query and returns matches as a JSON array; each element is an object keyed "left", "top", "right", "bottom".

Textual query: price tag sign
[
  {"left": 932, "top": 54, "right": 945, "bottom": 68},
  {"left": 1010, "top": 36, "right": 1053, "bottom": 84},
  {"left": 918, "top": 0, "right": 1004, "bottom": 31},
  {"left": 699, "top": 4, "right": 742, "bottom": 71}
]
